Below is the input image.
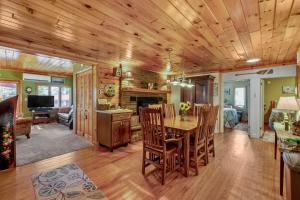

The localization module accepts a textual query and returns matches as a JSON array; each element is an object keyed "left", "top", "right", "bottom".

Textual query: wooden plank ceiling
[
  {"left": 0, "top": 0, "right": 299, "bottom": 74},
  {"left": 0, "top": 46, "right": 73, "bottom": 76}
]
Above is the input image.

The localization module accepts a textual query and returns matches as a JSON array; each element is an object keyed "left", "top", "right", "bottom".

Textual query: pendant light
[{"left": 166, "top": 48, "right": 194, "bottom": 88}]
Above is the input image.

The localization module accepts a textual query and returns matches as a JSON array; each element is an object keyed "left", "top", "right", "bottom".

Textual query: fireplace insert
[{"left": 136, "top": 97, "right": 160, "bottom": 114}]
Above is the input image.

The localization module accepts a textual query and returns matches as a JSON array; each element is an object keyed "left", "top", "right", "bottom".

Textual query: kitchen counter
[{"left": 95, "top": 109, "right": 133, "bottom": 114}]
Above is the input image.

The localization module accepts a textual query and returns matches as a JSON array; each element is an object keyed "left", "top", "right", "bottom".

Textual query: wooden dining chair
[
  {"left": 163, "top": 103, "right": 176, "bottom": 118},
  {"left": 140, "top": 107, "right": 182, "bottom": 185},
  {"left": 190, "top": 106, "right": 208, "bottom": 175},
  {"left": 193, "top": 103, "right": 210, "bottom": 116},
  {"left": 206, "top": 105, "right": 219, "bottom": 162}
]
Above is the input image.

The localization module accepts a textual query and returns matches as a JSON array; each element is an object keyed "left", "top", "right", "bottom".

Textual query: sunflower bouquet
[{"left": 179, "top": 101, "right": 191, "bottom": 121}]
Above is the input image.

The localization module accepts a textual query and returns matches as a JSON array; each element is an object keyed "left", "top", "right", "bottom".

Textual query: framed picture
[
  {"left": 282, "top": 86, "right": 295, "bottom": 94},
  {"left": 224, "top": 88, "right": 231, "bottom": 95}
]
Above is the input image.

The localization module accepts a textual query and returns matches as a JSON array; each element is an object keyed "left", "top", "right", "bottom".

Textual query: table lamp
[{"left": 276, "top": 97, "right": 300, "bottom": 131}]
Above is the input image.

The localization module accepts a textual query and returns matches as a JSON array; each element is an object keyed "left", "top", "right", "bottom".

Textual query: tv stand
[{"left": 32, "top": 111, "right": 50, "bottom": 124}]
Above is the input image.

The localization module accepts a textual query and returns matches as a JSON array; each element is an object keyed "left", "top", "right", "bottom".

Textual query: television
[{"left": 27, "top": 95, "right": 54, "bottom": 108}]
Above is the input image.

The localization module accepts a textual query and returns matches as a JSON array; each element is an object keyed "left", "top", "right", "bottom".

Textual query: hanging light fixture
[{"left": 166, "top": 48, "right": 194, "bottom": 88}]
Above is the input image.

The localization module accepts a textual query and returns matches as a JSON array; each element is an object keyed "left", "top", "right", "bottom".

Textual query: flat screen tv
[{"left": 27, "top": 95, "right": 54, "bottom": 108}]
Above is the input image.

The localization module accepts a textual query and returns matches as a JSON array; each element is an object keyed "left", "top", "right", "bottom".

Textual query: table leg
[
  {"left": 184, "top": 132, "right": 190, "bottom": 177},
  {"left": 280, "top": 152, "right": 284, "bottom": 196},
  {"left": 274, "top": 132, "right": 277, "bottom": 160}
]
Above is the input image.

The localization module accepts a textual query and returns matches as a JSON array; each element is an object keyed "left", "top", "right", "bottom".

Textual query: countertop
[{"left": 95, "top": 109, "right": 133, "bottom": 114}]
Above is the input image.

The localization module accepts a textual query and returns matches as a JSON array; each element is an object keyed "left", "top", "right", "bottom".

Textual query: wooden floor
[{"left": 0, "top": 130, "right": 284, "bottom": 200}]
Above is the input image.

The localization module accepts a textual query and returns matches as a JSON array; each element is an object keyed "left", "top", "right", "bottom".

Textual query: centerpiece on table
[{"left": 179, "top": 101, "right": 191, "bottom": 121}]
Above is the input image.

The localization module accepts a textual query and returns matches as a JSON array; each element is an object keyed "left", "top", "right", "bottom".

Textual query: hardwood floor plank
[{"left": 0, "top": 130, "right": 283, "bottom": 200}]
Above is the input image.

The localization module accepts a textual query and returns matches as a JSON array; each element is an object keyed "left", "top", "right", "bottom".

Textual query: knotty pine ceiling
[
  {"left": 0, "top": 0, "right": 299, "bottom": 74},
  {"left": 0, "top": 46, "right": 73, "bottom": 76}
]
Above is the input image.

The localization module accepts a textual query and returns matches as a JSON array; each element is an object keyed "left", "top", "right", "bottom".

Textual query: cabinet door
[
  {"left": 121, "top": 120, "right": 131, "bottom": 143},
  {"left": 181, "top": 87, "right": 194, "bottom": 103},
  {"left": 112, "top": 121, "right": 122, "bottom": 146},
  {"left": 195, "top": 81, "right": 208, "bottom": 104}
]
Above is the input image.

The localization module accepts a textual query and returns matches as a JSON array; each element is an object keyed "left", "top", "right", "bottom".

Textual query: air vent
[{"left": 23, "top": 73, "right": 51, "bottom": 82}]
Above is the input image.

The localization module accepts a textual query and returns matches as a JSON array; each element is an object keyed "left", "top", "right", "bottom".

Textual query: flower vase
[{"left": 180, "top": 112, "right": 186, "bottom": 121}]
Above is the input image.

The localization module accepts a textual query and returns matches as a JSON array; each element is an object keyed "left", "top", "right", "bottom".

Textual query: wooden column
[{"left": 297, "top": 47, "right": 300, "bottom": 98}]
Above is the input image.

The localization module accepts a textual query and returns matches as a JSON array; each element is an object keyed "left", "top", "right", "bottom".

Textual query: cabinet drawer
[{"left": 112, "top": 113, "right": 131, "bottom": 121}]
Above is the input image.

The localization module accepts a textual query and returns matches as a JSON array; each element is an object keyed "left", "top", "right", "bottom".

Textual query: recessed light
[{"left": 246, "top": 58, "right": 261, "bottom": 63}]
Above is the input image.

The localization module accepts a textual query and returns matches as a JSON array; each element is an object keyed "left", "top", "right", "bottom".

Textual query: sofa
[
  {"left": 15, "top": 117, "right": 33, "bottom": 139},
  {"left": 57, "top": 107, "right": 73, "bottom": 129}
]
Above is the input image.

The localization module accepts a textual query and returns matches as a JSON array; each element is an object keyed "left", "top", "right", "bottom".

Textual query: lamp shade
[{"left": 276, "top": 96, "right": 299, "bottom": 111}]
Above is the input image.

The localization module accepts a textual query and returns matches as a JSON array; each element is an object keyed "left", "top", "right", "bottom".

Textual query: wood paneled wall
[
  {"left": 297, "top": 47, "right": 300, "bottom": 98},
  {"left": 122, "top": 68, "right": 167, "bottom": 90},
  {"left": 95, "top": 64, "right": 120, "bottom": 106},
  {"left": 95, "top": 65, "right": 168, "bottom": 106}
]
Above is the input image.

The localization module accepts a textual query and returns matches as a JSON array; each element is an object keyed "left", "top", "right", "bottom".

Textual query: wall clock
[
  {"left": 104, "top": 84, "right": 115, "bottom": 97},
  {"left": 25, "top": 87, "right": 32, "bottom": 94}
]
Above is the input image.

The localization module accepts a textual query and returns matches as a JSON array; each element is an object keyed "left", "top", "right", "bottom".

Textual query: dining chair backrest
[
  {"left": 208, "top": 105, "right": 219, "bottom": 135},
  {"left": 148, "top": 104, "right": 162, "bottom": 109},
  {"left": 195, "top": 106, "right": 208, "bottom": 145},
  {"left": 140, "top": 107, "right": 165, "bottom": 149},
  {"left": 193, "top": 103, "right": 210, "bottom": 116},
  {"left": 163, "top": 103, "right": 176, "bottom": 118}
]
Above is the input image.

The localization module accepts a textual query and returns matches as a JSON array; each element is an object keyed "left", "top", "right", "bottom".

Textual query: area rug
[
  {"left": 32, "top": 163, "right": 107, "bottom": 200},
  {"left": 16, "top": 123, "right": 92, "bottom": 166}
]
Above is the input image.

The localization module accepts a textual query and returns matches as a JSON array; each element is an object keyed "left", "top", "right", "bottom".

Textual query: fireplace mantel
[{"left": 122, "top": 87, "right": 170, "bottom": 94}]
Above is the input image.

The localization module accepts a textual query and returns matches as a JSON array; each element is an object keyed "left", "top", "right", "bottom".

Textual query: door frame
[{"left": 0, "top": 78, "right": 22, "bottom": 114}]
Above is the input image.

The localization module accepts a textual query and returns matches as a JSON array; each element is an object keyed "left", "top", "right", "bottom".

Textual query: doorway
[
  {"left": 261, "top": 77, "right": 296, "bottom": 142},
  {"left": 223, "top": 80, "right": 250, "bottom": 133}
]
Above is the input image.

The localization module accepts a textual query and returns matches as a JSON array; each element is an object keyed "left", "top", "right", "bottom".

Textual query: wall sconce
[{"left": 125, "top": 71, "right": 134, "bottom": 80}]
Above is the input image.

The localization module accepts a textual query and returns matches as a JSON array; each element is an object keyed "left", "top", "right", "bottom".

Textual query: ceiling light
[
  {"left": 246, "top": 58, "right": 261, "bottom": 63},
  {"left": 186, "top": 79, "right": 194, "bottom": 88}
]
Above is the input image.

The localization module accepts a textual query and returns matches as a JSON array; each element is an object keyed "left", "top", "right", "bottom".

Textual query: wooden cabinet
[
  {"left": 76, "top": 69, "right": 93, "bottom": 142},
  {"left": 97, "top": 110, "right": 132, "bottom": 151},
  {"left": 181, "top": 75, "right": 215, "bottom": 105}
]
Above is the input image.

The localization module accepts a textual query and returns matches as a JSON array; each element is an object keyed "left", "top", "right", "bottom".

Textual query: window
[
  {"left": 37, "top": 85, "right": 72, "bottom": 107},
  {"left": 37, "top": 86, "right": 49, "bottom": 96},
  {"left": 234, "top": 87, "right": 246, "bottom": 108},
  {"left": 61, "top": 87, "right": 71, "bottom": 107},
  {"left": 50, "top": 86, "right": 60, "bottom": 107},
  {"left": 0, "top": 82, "right": 17, "bottom": 102}
]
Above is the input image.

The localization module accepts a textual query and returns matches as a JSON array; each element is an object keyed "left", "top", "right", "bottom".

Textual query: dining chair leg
[
  {"left": 212, "top": 140, "right": 215, "bottom": 157},
  {"left": 205, "top": 140, "right": 209, "bottom": 164},
  {"left": 194, "top": 149, "right": 199, "bottom": 176},
  {"left": 162, "top": 155, "right": 167, "bottom": 185},
  {"left": 142, "top": 149, "right": 146, "bottom": 175},
  {"left": 204, "top": 143, "right": 208, "bottom": 166}
]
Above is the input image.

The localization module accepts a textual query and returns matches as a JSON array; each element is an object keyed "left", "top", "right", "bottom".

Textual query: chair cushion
[{"left": 58, "top": 113, "right": 69, "bottom": 119}]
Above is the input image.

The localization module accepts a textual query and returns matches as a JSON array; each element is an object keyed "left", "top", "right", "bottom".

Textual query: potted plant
[
  {"left": 0, "top": 126, "right": 13, "bottom": 170},
  {"left": 179, "top": 101, "right": 191, "bottom": 121}
]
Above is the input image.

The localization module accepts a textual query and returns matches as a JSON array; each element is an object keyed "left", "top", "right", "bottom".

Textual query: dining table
[
  {"left": 163, "top": 115, "right": 198, "bottom": 177},
  {"left": 274, "top": 122, "right": 300, "bottom": 196}
]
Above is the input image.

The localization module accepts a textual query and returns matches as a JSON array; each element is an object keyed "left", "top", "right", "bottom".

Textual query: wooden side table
[
  {"left": 32, "top": 111, "right": 50, "bottom": 124},
  {"left": 274, "top": 126, "right": 300, "bottom": 196}
]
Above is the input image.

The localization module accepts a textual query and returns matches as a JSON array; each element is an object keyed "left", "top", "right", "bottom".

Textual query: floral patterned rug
[{"left": 32, "top": 163, "right": 107, "bottom": 200}]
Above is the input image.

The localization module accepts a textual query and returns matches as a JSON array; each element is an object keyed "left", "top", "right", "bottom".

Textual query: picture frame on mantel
[{"left": 113, "top": 65, "right": 122, "bottom": 77}]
